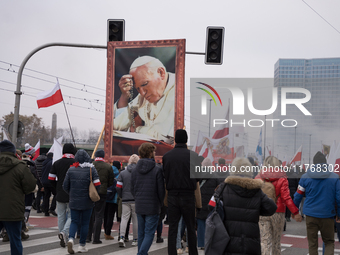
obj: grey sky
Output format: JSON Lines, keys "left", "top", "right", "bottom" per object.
{"left": 0, "top": 0, "right": 339, "bottom": 148}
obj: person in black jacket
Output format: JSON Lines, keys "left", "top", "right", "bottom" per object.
{"left": 209, "top": 157, "right": 277, "bottom": 255}
{"left": 87, "top": 150, "right": 114, "bottom": 244}
{"left": 35, "top": 154, "right": 46, "bottom": 213}
{"left": 131, "top": 143, "right": 165, "bottom": 255}
{"left": 162, "top": 129, "right": 201, "bottom": 255}
{"left": 41, "top": 152, "right": 57, "bottom": 216}
{"left": 285, "top": 167, "right": 300, "bottom": 222}
{"left": 196, "top": 158, "right": 223, "bottom": 250}
{"left": 48, "top": 143, "right": 76, "bottom": 248}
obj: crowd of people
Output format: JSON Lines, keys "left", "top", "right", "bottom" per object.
{"left": 1, "top": 129, "right": 340, "bottom": 255}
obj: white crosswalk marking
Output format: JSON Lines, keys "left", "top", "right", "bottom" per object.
{"left": 0, "top": 236, "right": 58, "bottom": 252}
{"left": 0, "top": 228, "right": 170, "bottom": 255}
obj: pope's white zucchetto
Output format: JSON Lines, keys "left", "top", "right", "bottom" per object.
{"left": 130, "top": 56, "right": 160, "bottom": 70}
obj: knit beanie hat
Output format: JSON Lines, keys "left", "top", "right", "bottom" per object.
{"left": 175, "top": 129, "right": 188, "bottom": 144}
{"left": 112, "top": 161, "right": 121, "bottom": 170}
{"left": 0, "top": 140, "right": 16, "bottom": 154}
{"left": 62, "top": 143, "right": 76, "bottom": 155}
{"left": 313, "top": 151, "right": 327, "bottom": 164}
{"left": 229, "top": 157, "right": 253, "bottom": 178}
{"left": 128, "top": 154, "right": 139, "bottom": 165}
{"left": 25, "top": 143, "right": 35, "bottom": 155}
{"left": 95, "top": 149, "right": 105, "bottom": 158}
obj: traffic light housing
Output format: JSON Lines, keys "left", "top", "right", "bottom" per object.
{"left": 107, "top": 19, "right": 125, "bottom": 42}
{"left": 205, "top": 27, "right": 224, "bottom": 65}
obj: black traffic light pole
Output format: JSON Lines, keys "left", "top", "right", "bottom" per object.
{"left": 12, "top": 28, "right": 223, "bottom": 146}
{"left": 12, "top": 42, "right": 107, "bottom": 147}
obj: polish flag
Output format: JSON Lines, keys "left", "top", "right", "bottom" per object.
{"left": 199, "top": 140, "right": 214, "bottom": 162}
{"left": 192, "top": 130, "right": 206, "bottom": 154}
{"left": 32, "top": 140, "right": 40, "bottom": 161}
{"left": 36, "top": 82, "right": 63, "bottom": 108}
{"left": 328, "top": 143, "right": 340, "bottom": 177}
{"left": 266, "top": 145, "right": 272, "bottom": 156}
{"left": 212, "top": 102, "right": 229, "bottom": 139}
{"left": 290, "top": 145, "right": 302, "bottom": 165}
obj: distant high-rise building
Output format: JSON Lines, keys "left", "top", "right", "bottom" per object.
{"left": 51, "top": 113, "right": 57, "bottom": 140}
{"left": 273, "top": 58, "right": 340, "bottom": 164}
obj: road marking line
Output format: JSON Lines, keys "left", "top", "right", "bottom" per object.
{"left": 283, "top": 234, "right": 306, "bottom": 238}
{"left": 281, "top": 243, "right": 293, "bottom": 247}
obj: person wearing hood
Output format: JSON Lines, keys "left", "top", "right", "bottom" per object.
{"left": 0, "top": 140, "right": 36, "bottom": 255}
{"left": 131, "top": 143, "right": 165, "bottom": 255}
{"left": 49, "top": 143, "right": 76, "bottom": 248}
{"left": 294, "top": 151, "right": 340, "bottom": 255}
{"left": 209, "top": 157, "right": 277, "bottom": 255}
{"left": 117, "top": 154, "right": 139, "bottom": 247}
{"left": 63, "top": 149, "right": 101, "bottom": 254}
{"left": 256, "top": 156, "right": 302, "bottom": 255}
{"left": 86, "top": 150, "right": 114, "bottom": 244}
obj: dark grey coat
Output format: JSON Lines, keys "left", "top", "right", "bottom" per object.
{"left": 117, "top": 163, "right": 136, "bottom": 202}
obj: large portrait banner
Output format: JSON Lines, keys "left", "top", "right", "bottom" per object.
{"left": 105, "top": 39, "right": 185, "bottom": 163}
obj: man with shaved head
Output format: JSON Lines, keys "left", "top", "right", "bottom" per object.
{"left": 114, "top": 56, "right": 175, "bottom": 143}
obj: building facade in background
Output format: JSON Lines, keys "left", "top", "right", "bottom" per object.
{"left": 273, "top": 58, "right": 340, "bottom": 164}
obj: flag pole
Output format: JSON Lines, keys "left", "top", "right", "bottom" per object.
{"left": 58, "top": 79, "right": 76, "bottom": 148}
{"left": 91, "top": 125, "right": 105, "bottom": 159}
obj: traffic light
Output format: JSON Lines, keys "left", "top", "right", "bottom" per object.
{"left": 205, "top": 27, "right": 224, "bottom": 65}
{"left": 107, "top": 19, "right": 125, "bottom": 42}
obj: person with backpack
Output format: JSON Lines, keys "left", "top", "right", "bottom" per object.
{"left": 208, "top": 157, "right": 277, "bottom": 254}
{"left": 196, "top": 158, "right": 223, "bottom": 250}
{"left": 256, "top": 156, "right": 302, "bottom": 255}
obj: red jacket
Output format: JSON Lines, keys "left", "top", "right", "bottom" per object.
{"left": 256, "top": 169, "right": 299, "bottom": 215}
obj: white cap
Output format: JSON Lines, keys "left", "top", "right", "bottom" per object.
{"left": 130, "top": 56, "right": 158, "bottom": 70}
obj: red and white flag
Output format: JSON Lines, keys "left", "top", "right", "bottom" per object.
{"left": 199, "top": 140, "right": 214, "bottom": 162}
{"left": 192, "top": 130, "right": 207, "bottom": 154}
{"left": 266, "top": 145, "right": 272, "bottom": 156}
{"left": 32, "top": 140, "right": 40, "bottom": 161}
{"left": 212, "top": 102, "right": 229, "bottom": 139}
{"left": 36, "top": 81, "right": 63, "bottom": 109}
{"left": 328, "top": 142, "right": 340, "bottom": 177}
{"left": 290, "top": 145, "right": 302, "bottom": 165}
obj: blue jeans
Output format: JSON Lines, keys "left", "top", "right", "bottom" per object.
{"left": 0, "top": 221, "right": 22, "bottom": 255}
{"left": 196, "top": 218, "right": 205, "bottom": 248}
{"left": 56, "top": 202, "right": 71, "bottom": 236}
{"left": 137, "top": 214, "right": 159, "bottom": 255}
{"left": 69, "top": 208, "right": 93, "bottom": 246}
